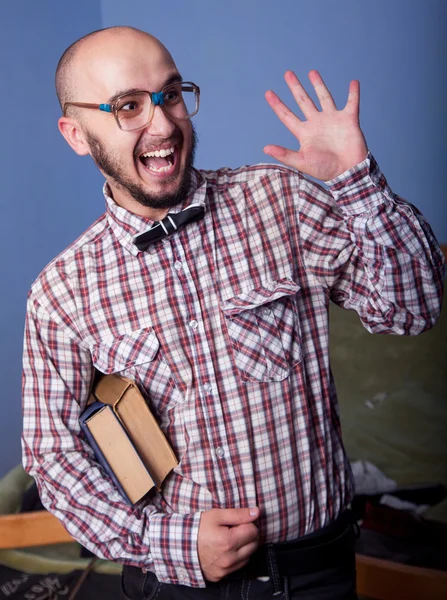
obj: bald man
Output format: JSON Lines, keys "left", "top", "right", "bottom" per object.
{"left": 22, "top": 26, "right": 444, "bottom": 600}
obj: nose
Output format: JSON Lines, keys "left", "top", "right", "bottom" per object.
{"left": 146, "top": 105, "right": 176, "bottom": 138}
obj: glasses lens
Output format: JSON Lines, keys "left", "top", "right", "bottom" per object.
{"left": 115, "top": 92, "right": 151, "bottom": 131}
{"left": 162, "top": 83, "right": 199, "bottom": 120}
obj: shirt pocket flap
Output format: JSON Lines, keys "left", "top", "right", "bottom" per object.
{"left": 93, "top": 327, "right": 160, "bottom": 374}
{"left": 221, "top": 278, "right": 300, "bottom": 315}
{"left": 219, "top": 278, "right": 302, "bottom": 382}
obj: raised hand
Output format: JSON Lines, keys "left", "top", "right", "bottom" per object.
{"left": 264, "top": 70, "right": 368, "bottom": 181}
{"left": 198, "top": 507, "right": 260, "bottom": 581}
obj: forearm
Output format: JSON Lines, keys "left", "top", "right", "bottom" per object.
{"left": 305, "top": 153, "right": 444, "bottom": 334}
{"left": 22, "top": 296, "right": 205, "bottom": 587}
{"left": 22, "top": 444, "right": 204, "bottom": 585}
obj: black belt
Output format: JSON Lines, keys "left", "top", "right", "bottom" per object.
{"left": 226, "top": 509, "right": 357, "bottom": 580}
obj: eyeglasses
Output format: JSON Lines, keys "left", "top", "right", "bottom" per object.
{"left": 63, "top": 81, "right": 200, "bottom": 131}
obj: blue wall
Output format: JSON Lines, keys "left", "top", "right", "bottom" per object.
{"left": 0, "top": 2, "right": 103, "bottom": 476}
{"left": 1, "top": 0, "right": 446, "bottom": 476}
{"left": 101, "top": 0, "right": 447, "bottom": 233}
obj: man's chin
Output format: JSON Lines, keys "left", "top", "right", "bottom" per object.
{"left": 139, "top": 169, "right": 182, "bottom": 195}
{"left": 137, "top": 191, "right": 186, "bottom": 210}
{"left": 128, "top": 170, "right": 192, "bottom": 210}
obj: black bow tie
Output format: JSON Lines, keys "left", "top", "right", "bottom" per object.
{"left": 133, "top": 205, "right": 205, "bottom": 251}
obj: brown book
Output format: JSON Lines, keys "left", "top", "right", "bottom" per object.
{"left": 91, "top": 374, "right": 178, "bottom": 490}
{"left": 83, "top": 404, "right": 155, "bottom": 504}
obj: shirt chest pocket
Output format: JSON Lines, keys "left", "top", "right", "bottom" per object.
{"left": 220, "top": 278, "right": 303, "bottom": 382}
{"left": 92, "top": 327, "right": 182, "bottom": 412}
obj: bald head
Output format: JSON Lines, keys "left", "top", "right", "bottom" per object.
{"left": 55, "top": 26, "right": 174, "bottom": 112}
{"left": 56, "top": 25, "right": 197, "bottom": 219}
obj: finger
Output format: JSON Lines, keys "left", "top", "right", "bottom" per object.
{"left": 345, "top": 79, "right": 360, "bottom": 116}
{"left": 236, "top": 539, "right": 260, "bottom": 561}
{"left": 230, "top": 540, "right": 260, "bottom": 570}
{"left": 265, "top": 90, "right": 302, "bottom": 137}
{"left": 225, "top": 558, "right": 251, "bottom": 574}
{"left": 220, "top": 539, "right": 260, "bottom": 576}
{"left": 213, "top": 507, "right": 260, "bottom": 527}
{"left": 308, "top": 69, "right": 336, "bottom": 111}
{"left": 229, "top": 522, "right": 260, "bottom": 551}
{"left": 284, "top": 70, "right": 318, "bottom": 119}
{"left": 263, "top": 145, "right": 304, "bottom": 171}
{"left": 217, "top": 557, "right": 254, "bottom": 579}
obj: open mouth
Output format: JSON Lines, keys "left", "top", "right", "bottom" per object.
{"left": 140, "top": 146, "right": 176, "bottom": 173}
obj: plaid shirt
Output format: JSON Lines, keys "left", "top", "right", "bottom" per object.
{"left": 22, "top": 154, "right": 444, "bottom": 587}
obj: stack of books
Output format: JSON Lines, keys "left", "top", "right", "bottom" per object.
{"left": 80, "top": 374, "right": 178, "bottom": 504}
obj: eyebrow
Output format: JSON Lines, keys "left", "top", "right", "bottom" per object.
{"left": 108, "top": 73, "right": 183, "bottom": 104}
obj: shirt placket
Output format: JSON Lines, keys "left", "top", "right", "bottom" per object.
{"left": 164, "top": 234, "right": 241, "bottom": 508}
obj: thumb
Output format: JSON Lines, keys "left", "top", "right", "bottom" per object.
{"left": 214, "top": 506, "right": 260, "bottom": 527}
{"left": 263, "top": 145, "right": 303, "bottom": 170}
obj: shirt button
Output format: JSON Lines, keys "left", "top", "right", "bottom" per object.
{"left": 174, "top": 261, "right": 183, "bottom": 270}
{"left": 178, "top": 568, "right": 188, "bottom": 581}
{"left": 189, "top": 320, "right": 198, "bottom": 330}
{"left": 215, "top": 446, "right": 225, "bottom": 458}
{"left": 262, "top": 308, "right": 271, "bottom": 315}
{"left": 203, "top": 383, "right": 212, "bottom": 394}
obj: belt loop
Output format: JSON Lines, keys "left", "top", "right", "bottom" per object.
{"left": 266, "top": 545, "right": 283, "bottom": 596}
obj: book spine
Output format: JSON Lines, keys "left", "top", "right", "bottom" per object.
{"left": 79, "top": 403, "right": 132, "bottom": 504}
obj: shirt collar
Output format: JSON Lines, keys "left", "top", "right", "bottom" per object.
{"left": 104, "top": 168, "right": 207, "bottom": 256}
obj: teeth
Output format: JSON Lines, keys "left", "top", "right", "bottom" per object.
{"left": 148, "top": 164, "right": 173, "bottom": 172}
{"left": 142, "top": 146, "right": 175, "bottom": 158}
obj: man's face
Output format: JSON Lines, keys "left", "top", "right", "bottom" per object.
{"left": 85, "top": 123, "right": 197, "bottom": 211}
{"left": 71, "top": 33, "right": 197, "bottom": 215}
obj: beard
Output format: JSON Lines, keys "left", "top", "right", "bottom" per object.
{"left": 85, "top": 124, "right": 197, "bottom": 210}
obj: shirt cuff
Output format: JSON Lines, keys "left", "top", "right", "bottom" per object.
{"left": 324, "top": 152, "right": 395, "bottom": 215}
{"left": 148, "top": 511, "right": 205, "bottom": 587}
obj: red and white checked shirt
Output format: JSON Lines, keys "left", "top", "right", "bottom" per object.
{"left": 22, "top": 154, "right": 444, "bottom": 587}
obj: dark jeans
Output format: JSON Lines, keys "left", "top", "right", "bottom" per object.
{"left": 121, "top": 517, "right": 358, "bottom": 599}
{"left": 121, "top": 558, "right": 357, "bottom": 599}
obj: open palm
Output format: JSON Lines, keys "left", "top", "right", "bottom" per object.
{"left": 264, "top": 70, "right": 368, "bottom": 181}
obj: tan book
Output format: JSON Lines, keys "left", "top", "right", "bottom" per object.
{"left": 81, "top": 373, "right": 178, "bottom": 503}
{"left": 82, "top": 404, "right": 155, "bottom": 504}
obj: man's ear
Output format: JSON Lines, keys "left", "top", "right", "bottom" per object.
{"left": 58, "top": 116, "right": 90, "bottom": 156}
